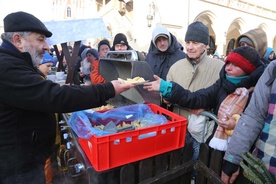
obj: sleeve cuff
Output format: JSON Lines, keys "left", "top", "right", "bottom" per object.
{"left": 159, "top": 79, "right": 172, "bottom": 98}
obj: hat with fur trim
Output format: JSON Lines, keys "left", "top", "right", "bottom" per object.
{"left": 225, "top": 46, "right": 262, "bottom": 74}
{"left": 185, "top": 21, "right": 209, "bottom": 45}
{"left": 4, "top": 11, "right": 52, "bottom": 37}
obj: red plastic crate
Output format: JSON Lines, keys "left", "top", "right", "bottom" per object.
{"left": 78, "top": 103, "right": 187, "bottom": 172}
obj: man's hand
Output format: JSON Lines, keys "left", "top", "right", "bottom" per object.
{"left": 143, "top": 75, "right": 161, "bottom": 92}
{"left": 111, "top": 80, "right": 135, "bottom": 95}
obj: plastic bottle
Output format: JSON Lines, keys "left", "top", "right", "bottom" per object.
{"left": 56, "top": 144, "right": 67, "bottom": 172}
{"left": 56, "top": 121, "right": 69, "bottom": 172}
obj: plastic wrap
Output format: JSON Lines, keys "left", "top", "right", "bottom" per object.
{"left": 68, "top": 104, "right": 167, "bottom": 139}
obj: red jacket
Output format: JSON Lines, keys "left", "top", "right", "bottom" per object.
{"left": 90, "top": 60, "right": 106, "bottom": 84}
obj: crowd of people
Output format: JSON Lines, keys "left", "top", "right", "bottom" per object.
{"left": 0, "top": 10, "right": 276, "bottom": 184}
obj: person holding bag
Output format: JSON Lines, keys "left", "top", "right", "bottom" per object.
{"left": 221, "top": 58, "right": 276, "bottom": 184}
{"left": 144, "top": 46, "right": 265, "bottom": 159}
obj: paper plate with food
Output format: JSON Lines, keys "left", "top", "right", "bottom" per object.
{"left": 118, "top": 76, "right": 149, "bottom": 85}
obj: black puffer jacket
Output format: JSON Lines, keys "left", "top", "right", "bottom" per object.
{"left": 166, "top": 64, "right": 265, "bottom": 115}
{"left": 0, "top": 39, "right": 115, "bottom": 179}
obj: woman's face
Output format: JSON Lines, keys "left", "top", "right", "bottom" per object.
{"left": 225, "top": 62, "right": 246, "bottom": 77}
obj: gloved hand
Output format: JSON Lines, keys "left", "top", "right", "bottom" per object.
{"left": 221, "top": 160, "right": 240, "bottom": 184}
{"left": 222, "top": 160, "right": 239, "bottom": 176}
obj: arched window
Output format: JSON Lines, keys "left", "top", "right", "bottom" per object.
{"left": 207, "top": 36, "right": 216, "bottom": 55}
{"left": 66, "top": 7, "right": 71, "bottom": 18}
{"left": 226, "top": 39, "right": 235, "bottom": 56}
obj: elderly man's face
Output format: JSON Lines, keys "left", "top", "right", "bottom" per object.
{"left": 185, "top": 41, "right": 207, "bottom": 62}
{"left": 155, "top": 36, "right": 169, "bottom": 52}
{"left": 21, "top": 33, "right": 49, "bottom": 67}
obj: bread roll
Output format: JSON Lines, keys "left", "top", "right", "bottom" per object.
{"left": 224, "top": 114, "right": 240, "bottom": 136}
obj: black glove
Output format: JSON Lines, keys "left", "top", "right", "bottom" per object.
{"left": 222, "top": 160, "right": 239, "bottom": 176}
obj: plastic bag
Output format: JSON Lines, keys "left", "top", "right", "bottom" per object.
{"left": 85, "top": 104, "right": 153, "bottom": 126}
{"left": 68, "top": 110, "right": 111, "bottom": 139}
{"left": 188, "top": 114, "right": 215, "bottom": 143}
{"left": 68, "top": 104, "right": 168, "bottom": 139}
{"left": 209, "top": 87, "right": 249, "bottom": 151}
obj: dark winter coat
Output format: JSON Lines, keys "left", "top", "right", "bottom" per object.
{"left": 146, "top": 33, "right": 186, "bottom": 80}
{"left": 0, "top": 39, "right": 115, "bottom": 179}
{"left": 166, "top": 64, "right": 265, "bottom": 114}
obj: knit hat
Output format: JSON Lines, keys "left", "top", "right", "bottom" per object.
{"left": 225, "top": 46, "right": 262, "bottom": 74}
{"left": 113, "top": 33, "right": 128, "bottom": 46}
{"left": 41, "top": 53, "right": 54, "bottom": 65}
{"left": 152, "top": 24, "right": 171, "bottom": 48}
{"left": 185, "top": 21, "right": 209, "bottom": 45}
{"left": 4, "top": 11, "right": 52, "bottom": 37}
{"left": 239, "top": 36, "right": 254, "bottom": 47}
{"left": 81, "top": 48, "right": 90, "bottom": 60}
{"left": 86, "top": 48, "right": 99, "bottom": 60}
{"left": 98, "top": 39, "right": 110, "bottom": 51}
{"left": 78, "top": 45, "right": 89, "bottom": 57}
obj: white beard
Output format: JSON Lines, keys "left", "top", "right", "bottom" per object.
{"left": 80, "top": 58, "right": 91, "bottom": 75}
{"left": 22, "top": 43, "right": 44, "bottom": 67}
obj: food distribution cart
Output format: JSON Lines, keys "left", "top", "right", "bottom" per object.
{"left": 54, "top": 51, "right": 187, "bottom": 183}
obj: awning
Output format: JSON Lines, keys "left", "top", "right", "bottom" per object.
{"left": 44, "top": 18, "right": 111, "bottom": 46}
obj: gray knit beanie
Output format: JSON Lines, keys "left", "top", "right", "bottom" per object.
{"left": 185, "top": 21, "right": 209, "bottom": 45}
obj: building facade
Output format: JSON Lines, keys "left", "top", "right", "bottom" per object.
{"left": 0, "top": 0, "right": 276, "bottom": 57}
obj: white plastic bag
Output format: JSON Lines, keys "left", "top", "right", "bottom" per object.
{"left": 188, "top": 114, "right": 215, "bottom": 143}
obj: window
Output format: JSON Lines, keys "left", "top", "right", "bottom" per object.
{"left": 67, "top": 7, "right": 71, "bottom": 18}
{"left": 207, "top": 36, "right": 216, "bottom": 55}
{"left": 226, "top": 39, "right": 235, "bottom": 56}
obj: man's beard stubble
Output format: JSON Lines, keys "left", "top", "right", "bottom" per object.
{"left": 22, "top": 43, "right": 44, "bottom": 67}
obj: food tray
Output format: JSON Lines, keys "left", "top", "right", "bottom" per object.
{"left": 78, "top": 103, "right": 187, "bottom": 172}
